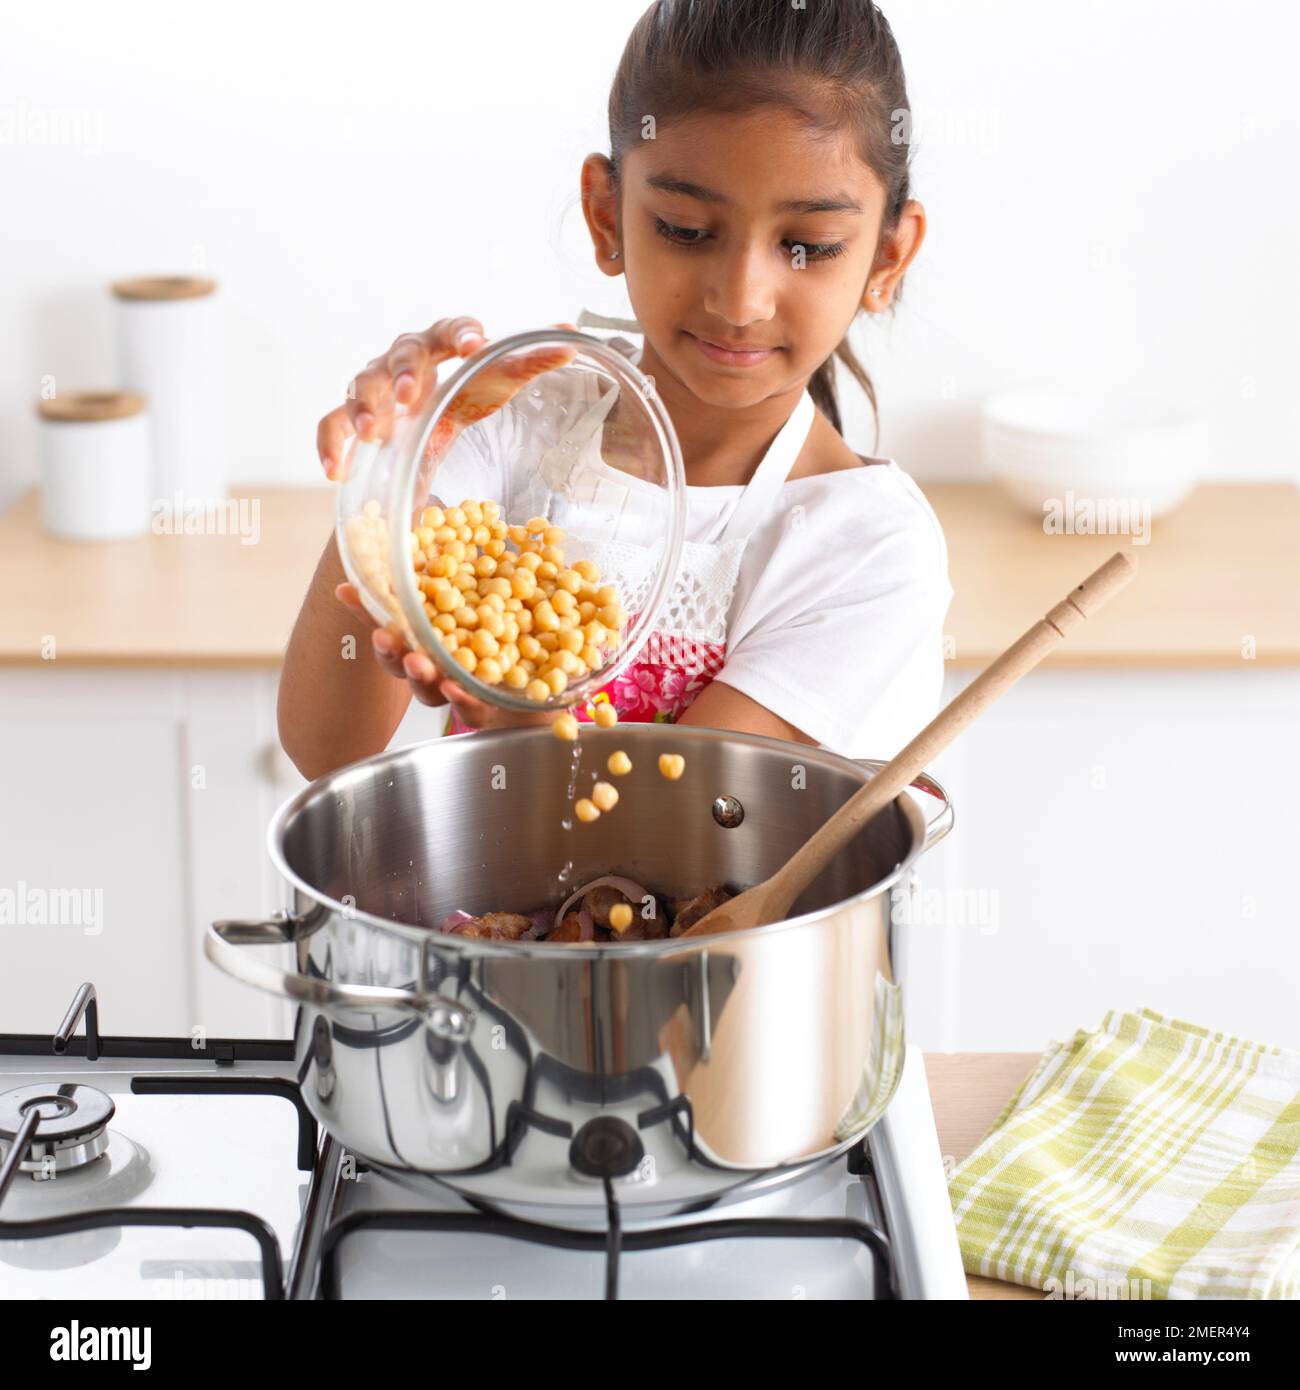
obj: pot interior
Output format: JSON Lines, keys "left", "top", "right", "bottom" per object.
{"left": 279, "top": 725, "right": 920, "bottom": 932}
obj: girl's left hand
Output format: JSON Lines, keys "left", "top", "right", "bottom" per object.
{"left": 403, "top": 652, "right": 556, "bottom": 733}
{"left": 334, "top": 580, "right": 555, "bottom": 733}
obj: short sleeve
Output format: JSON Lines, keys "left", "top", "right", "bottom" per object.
{"left": 715, "top": 475, "right": 954, "bottom": 759}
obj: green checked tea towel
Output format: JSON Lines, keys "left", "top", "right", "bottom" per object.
{"left": 948, "top": 1008, "right": 1300, "bottom": 1299}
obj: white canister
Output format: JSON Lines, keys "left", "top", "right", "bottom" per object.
{"left": 112, "top": 275, "right": 226, "bottom": 503}
{"left": 38, "top": 392, "right": 153, "bottom": 540}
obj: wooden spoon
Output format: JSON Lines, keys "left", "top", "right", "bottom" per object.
{"left": 679, "top": 550, "right": 1137, "bottom": 939}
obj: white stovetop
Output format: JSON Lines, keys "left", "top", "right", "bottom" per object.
{"left": 0, "top": 1046, "right": 966, "bottom": 1300}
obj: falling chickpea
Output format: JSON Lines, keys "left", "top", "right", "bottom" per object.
{"left": 607, "top": 750, "right": 632, "bottom": 776}
{"left": 658, "top": 753, "right": 686, "bottom": 781}
{"left": 593, "top": 702, "right": 618, "bottom": 729}
{"left": 591, "top": 782, "right": 618, "bottom": 812}
{"left": 609, "top": 903, "right": 633, "bottom": 932}
{"left": 552, "top": 712, "right": 579, "bottom": 741}
{"left": 575, "top": 798, "right": 600, "bottom": 823}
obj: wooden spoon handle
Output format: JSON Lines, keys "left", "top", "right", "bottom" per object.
{"left": 762, "top": 550, "right": 1137, "bottom": 917}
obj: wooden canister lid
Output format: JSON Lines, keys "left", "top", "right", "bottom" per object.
{"left": 38, "top": 391, "right": 148, "bottom": 423}
{"left": 110, "top": 275, "right": 217, "bottom": 301}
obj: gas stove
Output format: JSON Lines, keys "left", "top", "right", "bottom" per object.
{"left": 0, "top": 985, "right": 967, "bottom": 1300}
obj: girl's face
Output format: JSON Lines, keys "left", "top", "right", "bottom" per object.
{"left": 586, "top": 105, "right": 921, "bottom": 412}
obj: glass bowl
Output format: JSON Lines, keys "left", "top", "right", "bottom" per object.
{"left": 336, "top": 328, "right": 685, "bottom": 711}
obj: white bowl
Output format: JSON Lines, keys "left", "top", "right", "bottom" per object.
{"left": 980, "top": 389, "right": 1207, "bottom": 520}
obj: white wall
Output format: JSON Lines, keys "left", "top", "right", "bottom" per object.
{"left": 3, "top": 0, "right": 1297, "bottom": 514}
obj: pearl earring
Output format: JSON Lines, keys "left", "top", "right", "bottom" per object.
{"left": 609, "top": 249, "right": 622, "bottom": 261}
{"left": 870, "top": 287, "right": 882, "bottom": 298}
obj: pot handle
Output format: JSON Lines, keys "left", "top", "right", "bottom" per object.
{"left": 853, "top": 760, "right": 954, "bottom": 853}
{"left": 206, "top": 915, "right": 475, "bottom": 1043}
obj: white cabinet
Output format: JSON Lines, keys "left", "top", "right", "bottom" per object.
{"left": 0, "top": 669, "right": 284, "bottom": 1037}
{"left": 905, "top": 667, "right": 1300, "bottom": 1054}
{"left": 0, "top": 666, "right": 447, "bottom": 1039}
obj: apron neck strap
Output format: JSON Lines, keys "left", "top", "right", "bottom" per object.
{"left": 715, "top": 390, "right": 816, "bottom": 541}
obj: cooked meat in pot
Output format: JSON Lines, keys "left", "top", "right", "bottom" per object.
{"left": 437, "top": 878, "right": 733, "bottom": 944}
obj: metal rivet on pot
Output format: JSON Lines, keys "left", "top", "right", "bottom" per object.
{"left": 712, "top": 794, "right": 744, "bottom": 829}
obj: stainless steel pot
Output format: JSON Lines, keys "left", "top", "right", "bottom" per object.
{"left": 207, "top": 723, "right": 952, "bottom": 1221}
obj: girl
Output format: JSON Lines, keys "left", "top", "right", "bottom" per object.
{"left": 280, "top": 0, "right": 952, "bottom": 780}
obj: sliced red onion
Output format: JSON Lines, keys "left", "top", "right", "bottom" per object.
{"left": 577, "top": 908, "right": 595, "bottom": 941}
{"left": 439, "top": 909, "right": 477, "bottom": 934}
{"left": 555, "top": 875, "right": 649, "bottom": 931}
{"left": 522, "top": 909, "right": 555, "bottom": 941}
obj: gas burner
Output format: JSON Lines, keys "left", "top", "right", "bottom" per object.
{"left": 569, "top": 1117, "right": 645, "bottom": 1180}
{"left": 0, "top": 1083, "right": 115, "bottom": 1179}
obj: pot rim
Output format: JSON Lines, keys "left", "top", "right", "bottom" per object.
{"left": 267, "top": 725, "right": 933, "bottom": 959}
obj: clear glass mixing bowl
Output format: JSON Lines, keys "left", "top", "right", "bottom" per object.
{"left": 335, "top": 328, "right": 685, "bottom": 711}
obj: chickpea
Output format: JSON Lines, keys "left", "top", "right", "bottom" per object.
{"left": 573, "top": 559, "right": 599, "bottom": 582}
{"left": 420, "top": 506, "right": 445, "bottom": 529}
{"left": 476, "top": 657, "right": 503, "bottom": 684}
{"left": 504, "top": 665, "right": 529, "bottom": 689}
{"left": 555, "top": 569, "right": 583, "bottom": 594}
{"left": 525, "top": 678, "right": 550, "bottom": 703}
{"left": 609, "top": 903, "right": 633, "bottom": 932}
{"left": 507, "top": 524, "right": 529, "bottom": 546}
{"left": 533, "top": 601, "right": 559, "bottom": 632}
{"left": 593, "top": 703, "right": 619, "bottom": 729}
{"left": 551, "top": 589, "right": 576, "bottom": 617}
{"left": 595, "top": 585, "right": 619, "bottom": 607}
{"left": 607, "top": 750, "right": 632, "bottom": 775}
{"left": 557, "top": 626, "right": 583, "bottom": 654}
{"left": 658, "top": 753, "right": 686, "bottom": 781}
{"left": 434, "top": 613, "right": 457, "bottom": 634}
{"left": 552, "top": 712, "right": 579, "bottom": 741}
{"left": 537, "top": 561, "right": 559, "bottom": 582}
{"left": 598, "top": 605, "right": 624, "bottom": 631}
{"left": 470, "top": 630, "right": 499, "bottom": 659}
{"left": 453, "top": 605, "right": 478, "bottom": 629}
{"left": 544, "top": 668, "right": 568, "bottom": 695}
{"left": 591, "top": 782, "right": 618, "bottom": 812}
{"left": 574, "top": 798, "right": 600, "bottom": 824}
{"left": 580, "top": 644, "right": 602, "bottom": 670}
{"left": 518, "top": 634, "right": 541, "bottom": 662}
{"left": 434, "top": 588, "right": 460, "bottom": 614}
{"left": 473, "top": 555, "right": 497, "bottom": 579}
{"left": 454, "top": 648, "right": 477, "bottom": 675}
{"left": 445, "top": 506, "right": 467, "bottom": 528}
{"left": 525, "top": 516, "right": 549, "bottom": 535}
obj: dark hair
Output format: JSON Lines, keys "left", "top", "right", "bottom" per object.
{"left": 607, "top": 0, "right": 913, "bottom": 443}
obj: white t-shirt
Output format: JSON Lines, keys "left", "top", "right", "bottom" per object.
{"left": 430, "top": 367, "right": 954, "bottom": 760}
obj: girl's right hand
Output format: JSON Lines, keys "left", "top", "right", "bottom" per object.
{"left": 316, "top": 315, "right": 487, "bottom": 482}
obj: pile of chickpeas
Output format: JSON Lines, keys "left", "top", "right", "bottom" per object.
{"left": 346, "top": 497, "right": 626, "bottom": 701}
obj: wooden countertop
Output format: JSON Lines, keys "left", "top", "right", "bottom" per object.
{"left": 1, "top": 481, "right": 1296, "bottom": 667}
{"left": 924, "top": 1050, "right": 1041, "bottom": 1300}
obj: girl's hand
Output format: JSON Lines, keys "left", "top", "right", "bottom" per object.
{"left": 317, "top": 316, "right": 488, "bottom": 481}
{"left": 316, "top": 315, "right": 579, "bottom": 482}
{"left": 334, "top": 581, "right": 555, "bottom": 732}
